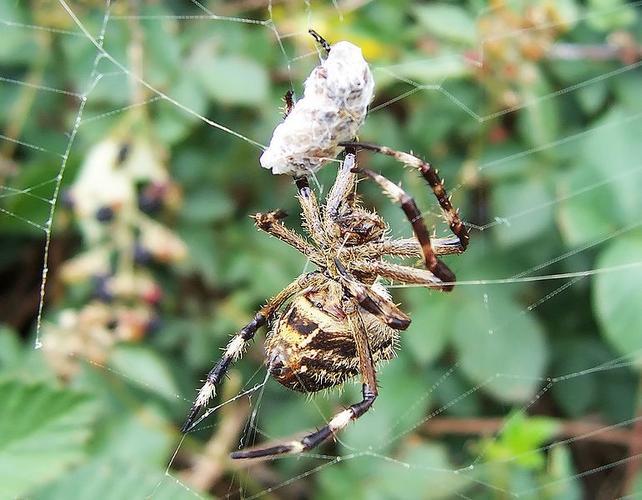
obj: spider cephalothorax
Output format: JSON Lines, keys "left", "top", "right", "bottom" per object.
{"left": 182, "top": 147, "right": 468, "bottom": 459}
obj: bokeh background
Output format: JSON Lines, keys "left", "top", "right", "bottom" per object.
{"left": 1, "top": 1, "right": 642, "bottom": 498}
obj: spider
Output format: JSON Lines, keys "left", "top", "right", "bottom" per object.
{"left": 181, "top": 143, "right": 469, "bottom": 458}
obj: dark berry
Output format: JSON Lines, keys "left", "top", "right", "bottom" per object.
{"left": 146, "top": 315, "right": 163, "bottom": 335}
{"left": 95, "top": 206, "right": 114, "bottom": 222}
{"left": 138, "top": 192, "right": 163, "bottom": 214}
{"left": 61, "top": 189, "right": 75, "bottom": 209}
{"left": 116, "top": 143, "right": 131, "bottom": 165}
{"left": 133, "top": 243, "right": 152, "bottom": 265}
{"left": 92, "top": 275, "right": 113, "bottom": 302}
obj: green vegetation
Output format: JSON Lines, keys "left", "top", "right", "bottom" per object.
{"left": 1, "top": 1, "right": 641, "bottom": 498}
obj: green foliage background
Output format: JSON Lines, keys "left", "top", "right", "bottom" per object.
{"left": 1, "top": 1, "right": 641, "bottom": 498}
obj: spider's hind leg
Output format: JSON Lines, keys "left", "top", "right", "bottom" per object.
{"left": 181, "top": 273, "right": 321, "bottom": 433}
{"left": 231, "top": 309, "right": 378, "bottom": 459}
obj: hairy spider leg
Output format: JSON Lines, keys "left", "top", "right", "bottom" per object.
{"left": 334, "top": 258, "right": 411, "bottom": 330}
{"left": 352, "top": 166, "right": 457, "bottom": 291}
{"left": 230, "top": 307, "right": 377, "bottom": 459}
{"left": 181, "top": 273, "right": 322, "bottom": 433}
{"left": 339, "top": 237, "right": 464, "bottom": 262}
{"left": 340, "top": 141, "right": 470, "bottom": 251}
{"left": 324, "top": 149, "right": 358, "bottom": 230}
{"left": 295, "top": 176, "right": 329, "bottom": 247}
{"left": 251, "top": 210, "right": 324, "bottom": 267}
{"left": 308, "top": 29, "right": 331, "bottom": 55}
{"left": 351, "top": 260, "right": 443, "bottom": 287}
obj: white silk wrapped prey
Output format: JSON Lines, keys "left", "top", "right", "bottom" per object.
{"left": 260, "top": 41, "right": 374, "bottom": 176}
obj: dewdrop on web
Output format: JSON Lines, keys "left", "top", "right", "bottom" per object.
{"left": 260, "top": 32, "right": 375, "bottom": 177}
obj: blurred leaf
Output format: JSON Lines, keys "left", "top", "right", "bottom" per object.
{"left": 34, "top": 458, "right": 208, "bottom": 500}
{"left": 481, "top": 412, "right": 559, "bottom": 470}
{"left": 586, "top": 0, "right": 637, "bottom": 31}
{"left": 154, "top": 77, "right": 207, "bottom": 145}
{"left": 593, "top": 235, "right": 642, "bottom": 360}
{"left": 403, "top": 289, "right": 452, "bottom": 365}
{"left": 0, "top": 326, "right": 22, "bottom": 371}
{"left": 180, "top": 188, "right": 234, "bottom": 223}
{"left": 318, "top": 442, "right": 470, "bottom": 499}
{"left": 452, "top": 291, "right": 548, "bottom": 403}
{"left": 492, "top": 177, "right": 554, "bottom": 246}
{"left": 557, "top": 162, "right": 617, "bottom": 246}
{"left": 382, "top": 56, "right": 472, "bottom": 86}
{"left": 577, "top": 81, "right": 608, "bottom": 116}
{"left": 374, "top": 442, "right": 471, "bottom": 499}
{"left": 340, "top": 353, "right": 431, "bottom": 453}
{"left": 431, "top": 365, "right": 482, "bottom": 417}
{"left": 551, "top": 339, "right": 609, "bottom": 417}
{"left": 517, "top": 69, "right": 560, "bottom": 151}
{"left": 178, "top": 225, "right": 220, "bottom": 285}
{"left": 597, "top": 367, "right": 636, "bottom": 423}
{"left": 109, "top": 344, "right": 179, "bottom": 401}
{"left": 0, "top": 380, "right": 97, "bottom": 498}
{"left": 91, "top": 405, "right": 174, "bottom": 467}
{"left": 0, "top": 4, "right": 39, "bottom": 64}
{"left": 413, "top": 5, "right": 476, "bottom": 46}
{"left": 542, "top": 445, "right": 582, "bottom": 500}
{"left": 193, "top": 53, "right": 268, "bottom": 106}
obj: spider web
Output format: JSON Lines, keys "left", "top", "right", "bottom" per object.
{"left": 1, "top": 0, "right": 642, "bottom": 498}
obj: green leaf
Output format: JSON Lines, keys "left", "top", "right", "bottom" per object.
{"left": 550, "top": 339, "right": 609, "bottom": 417}
{"left": 0, "top": 326, "right": 22, "bottom": 371}
{"left": 193, "top": 52, "right": 268, "bottom": 106}
{"left": 452, "top": 292, "right": 548, "bottom": 403}
{"left": 340, "top": 354, "right": 431, "bottom": 453}
{"left": 180, "top": 187, "right": 234, "bottom": 222}
{"left": 108, "top": 344, "right": 179, "bottom": 401}
{"left": 92, "top": 405, "right": 175, "bottom": 467}
{"left": 557, "top": 162, "right": 617, "bottom": 246}
{"left": 374, "top": 442, "right": 471, "bottom": 499}
{"left": 402, "top": 289, "right": 452, "bottom": 365}
{"left": 543, "top": 445, "right": 582, "bottom": 500}
{"left": 317, "top": 443, "right": 471, "bottom": 499}
{"left": 480, "top": 412, "right": 559, "bottom": 471}
{"left": 178, "top": 225, "right": 220, "bottom": 285}
{"left": 587, "top": 0, "right": 636, "bottom": 31}
{"left": 0, "top": 380, "right": 97, "bottom": 498}
{"left": 34, "top": 458, "right": 209, "bottom": 500}
{"left": 492, "top": 178, "right": 554, "bottom": 247}
{"left": 593, "top": 235, "right": 642, "bottom": 359}
{"left": 558, "top": 108, "right": 642, "bottom": 244}
{"left": 413, "top": 5, "right": 476, "bottom": 46}
{"left": 517, "top": 68, "right": 560, "bottom": 151}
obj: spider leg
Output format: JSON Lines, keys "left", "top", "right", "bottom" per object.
{"left": 351, "top": 167, "right": 456, "bottom": 291}
{"left": 295, "top": 176, "right": 327, "bottom": 247}
{"left": 350, "top": 260, "right": 443, "bottom": 287}
{"left": 334, "top": 258, "right": 411, "bottom": 330}
{"left": 324, "top": 148, "right": 357, "bottom": 230}
{"left": 308, "top": 29, "right": 331, "bottom": 54}
{"left": 341, "top": 141, "right": 469, "bottom": 251}
{"left": 339, "top": 236, "right": 464, "bottom": 261}
{"left": 230, "top": 308, "right": 377, "bottom": 459}
{"left": 251, "top": 210, "right": 323, "bottom": 267}
{"left": 282, "top": 90, "right": 295, "bottom": 118}
{"left": 181, "top": 273, "right": 322, "bottom": 433}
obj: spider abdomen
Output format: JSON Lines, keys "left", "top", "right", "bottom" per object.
{"left": 266, "top": 292, "right": 397, "bottom": 393}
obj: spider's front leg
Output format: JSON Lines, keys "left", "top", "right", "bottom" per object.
{"left": 181, "top": 273, "right": 321, "bottom": 433}
{"left": 351, "top": 166, "right": 457, "bottom": 291}
{"left": 230, "top": 308, "right": 378, "bottom": 459}
{"left": 341, "top": 141, "right": 470, "bottom": 251}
